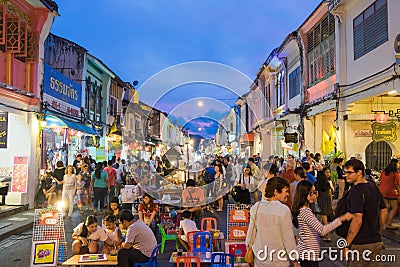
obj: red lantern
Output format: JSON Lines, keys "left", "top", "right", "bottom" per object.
{"left": 375, "top": 113, "right": 388, "bottom": 123}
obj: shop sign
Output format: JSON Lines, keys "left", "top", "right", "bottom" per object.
{"left": 354, "top": 130, "right": 373, "bottom": 137}
{"left": 43, "top": 64, "right": 82, "bottom": 117}
{"left": 0, "top": 112, "right": 8, "bottom": 148}
{"left": 284, "top": 132, "right": 298, "bottom": 143}
{"left": 371, "top": 122, "right": 397, "bottom": 142}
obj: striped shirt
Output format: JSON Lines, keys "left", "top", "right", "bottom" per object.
{"left": 297, "top": 206, "right": 342, "bottom": 261}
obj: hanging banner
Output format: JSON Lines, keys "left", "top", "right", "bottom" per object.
{"left": 0, "top": 112, "right": 8, "bottom": 148}
{"left": 12, "top": 156, "right": 28, "bottom": 192}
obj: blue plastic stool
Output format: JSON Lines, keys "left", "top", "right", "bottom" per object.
{"left": 133, "top": 243, "right": 161, "bottom": 267}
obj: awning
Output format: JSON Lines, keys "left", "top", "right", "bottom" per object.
{"left": 240, "top": 133, "right": 254, "bottom": 143}
{"left": 63, "top": 119, "right": 97, "bottom": 135}
{"left": 44, "top": 114, "right": 97, "bottom": 135}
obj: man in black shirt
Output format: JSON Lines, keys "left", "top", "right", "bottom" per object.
{"left": 344, "top": 159, "right": 387, "bottom": 267}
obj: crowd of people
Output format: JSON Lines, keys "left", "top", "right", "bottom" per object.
{"left": 35, "top": 150, "right": 400, "bottom": 267}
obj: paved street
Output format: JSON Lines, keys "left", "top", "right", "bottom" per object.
{"left": 0, "top": 203, "right": 399, "bottom": 267}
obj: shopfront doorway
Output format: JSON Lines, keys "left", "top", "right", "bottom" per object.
{"left": 365, "top": 141, "right": 392, "bottom": 171}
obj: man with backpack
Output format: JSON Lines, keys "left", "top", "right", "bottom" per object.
{"left": 342, "top": 159, "right": 387, "bottom": 267}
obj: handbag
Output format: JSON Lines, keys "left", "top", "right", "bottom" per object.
{"left": 245, "top": 202, "right": 260, "bottom": 264}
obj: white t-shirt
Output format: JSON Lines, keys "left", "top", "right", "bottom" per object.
{"left": 235, "top": 174, "right": 255, "bottom": 191}
{"left": 73, "top": 223, "right": 108, "bottom": 241}
{"left": 179, "top": 219, "right": 198, "bottom": 242}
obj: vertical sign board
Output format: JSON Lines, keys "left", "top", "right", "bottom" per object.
{"left": 0, "top": 112, "right": 8, "bottom": 148}
{"left": 12, "top": 156, "right": 28, "bottom": 192}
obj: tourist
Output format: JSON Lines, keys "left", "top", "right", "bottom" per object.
{"left": 246, "top": 177, "right": 299, "bottom": 267}
{"left": 138, "top": 193, "right": 159, "bottom": 234}
{"left": 315, "top": 168, "right": 334, "bottom": 242}
{"left": 40, "top": 170, "right": 57, "bottom": 206}
{"left": 90, "top": 162, "right": 109, "bottom": 215}
{"left": 212, "top": 164, "right": 225, "bottom": 211}
{"left": 292, "top": 180, "right": 352, "bottom": 266}
{"left": 178, "top": 210, "right": 198, "bottom": 251}
{"left": 233, "top": 164, "right": 254, "bottom": 204}
{"left": 379, "top": 158, "right": 400, "bottom": 230}
{"left": 62, "top": 165, "right": 77, "bottom": 218}
{"left": 344, "top": 159, "right": 388, "bottom": 267}
{"left": 52, "top": 161, "right": 65, "bottom": 201}
{"left": 117, "top": 210, "right": 157, "bottom": 267}
{"left": 71, "top": 215, "right": 114, "bottom": 255}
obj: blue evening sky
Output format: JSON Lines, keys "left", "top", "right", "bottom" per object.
{"left": 52, "top": 0, "right": 321, "bottom": 138}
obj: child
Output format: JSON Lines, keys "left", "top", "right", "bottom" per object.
{"left": 102, "top": 215, "right": 122, "bottom": 254}
{"left": 76, "top": 174, "right": 86, "bottom": 214}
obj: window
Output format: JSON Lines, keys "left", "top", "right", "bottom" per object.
{"left": 289, "top": 67, "right": 300, "bottom": 99}
{"left": 307, "top": 13, "right": 335, "bottom": 86}
{"left": 263, "top": 83, "right": 272, "bottom": 118}
{"left": 353, "top": 0, "right": 388, "bottom": 60}
{"left": 276, "top": 69, "right": 285, "bottom": 107}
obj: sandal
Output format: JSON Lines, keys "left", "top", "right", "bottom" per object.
{"left": 386, "top": 226, "right": 399, "bottom": 230}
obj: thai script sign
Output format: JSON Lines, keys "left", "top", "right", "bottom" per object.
{"left": 43, "top": 64, "right": 82, "bottom": 117}
{"left": 354, "top": 130, "right": 373, "bottom": 137}
{"left": 371, "top": 122, "right": 397, "bottom": 142}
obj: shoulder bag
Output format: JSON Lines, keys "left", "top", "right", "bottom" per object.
{"left": 245, "top": 202, "right": 261, "bottom": 264}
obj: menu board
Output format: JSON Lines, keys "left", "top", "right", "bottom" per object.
{"left": 229, "top": 226, "right": 248, "bottom": 240}
{"left": 229, "top": 209, "right": 249, "bottom": 223}
{"left": 12, "top": 156, "right": 28, "bottom": 192}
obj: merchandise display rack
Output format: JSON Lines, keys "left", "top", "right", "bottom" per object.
{"left": 32, "top": 208, "right": 67, "bottom": 263}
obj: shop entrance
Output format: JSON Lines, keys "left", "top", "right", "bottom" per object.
{"left": 365, "top": 141, "right": 392, "bottom": 171}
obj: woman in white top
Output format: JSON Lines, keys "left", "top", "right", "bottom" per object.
{"left": 62, "top": 165, "right": 77, "bottom": 218}
{"left": 292, "top": 180, "right": 352, "bottom": 266}
{"left": 233, "top": 164, "right": 254, "bottom": 204}
{"left": 246, "top": 177, "right": 299, "bottom": 267}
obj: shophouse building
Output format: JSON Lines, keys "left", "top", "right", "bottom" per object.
{"left": 300, "top": 1, "right": 337, "bottom": 156}
{"left": 330, "top": 0, "right": 400, "bottom": 170}
{"left": 0, "top": 0, "right": 58, "bottom": 206}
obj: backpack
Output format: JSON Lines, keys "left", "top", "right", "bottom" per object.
{"left": 334, "top": 185, "right": 368, "bottom": 237}
{"left": 202, "top": 169, "right": 214, "bottom": 184}
{"left": 231, "top": 175, "right": 251, "bottom": 204}
{"left": 334, "top": 190, "right": 351, "bottom": 237}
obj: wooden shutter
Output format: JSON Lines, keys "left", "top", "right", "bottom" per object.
{"left": 27, "top": 31, "right": 38, "bottom": 63}
{"left": 6, "top": 15, "right": 20, "bottom": 53}
{"left": 16, "top": 21, "right": 27, "bottom": 57}
{"left": 0, "top": 5, "right": 5, "bottom": 45}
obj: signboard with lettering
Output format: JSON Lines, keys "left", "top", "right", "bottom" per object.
{"left": 371, "top": 122, "right": 397, "bottom": 142}
{"left": 43, "top": 64, "right": 82, "bottom": 117}
{"left": 354, "top": 130, "right": 373, "bottom": 137}
{"left": 0, "top": 112, "right": 8, "bottom": 148}
{"left": 284, "top": 132, "right": 298, "bottom": 143}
